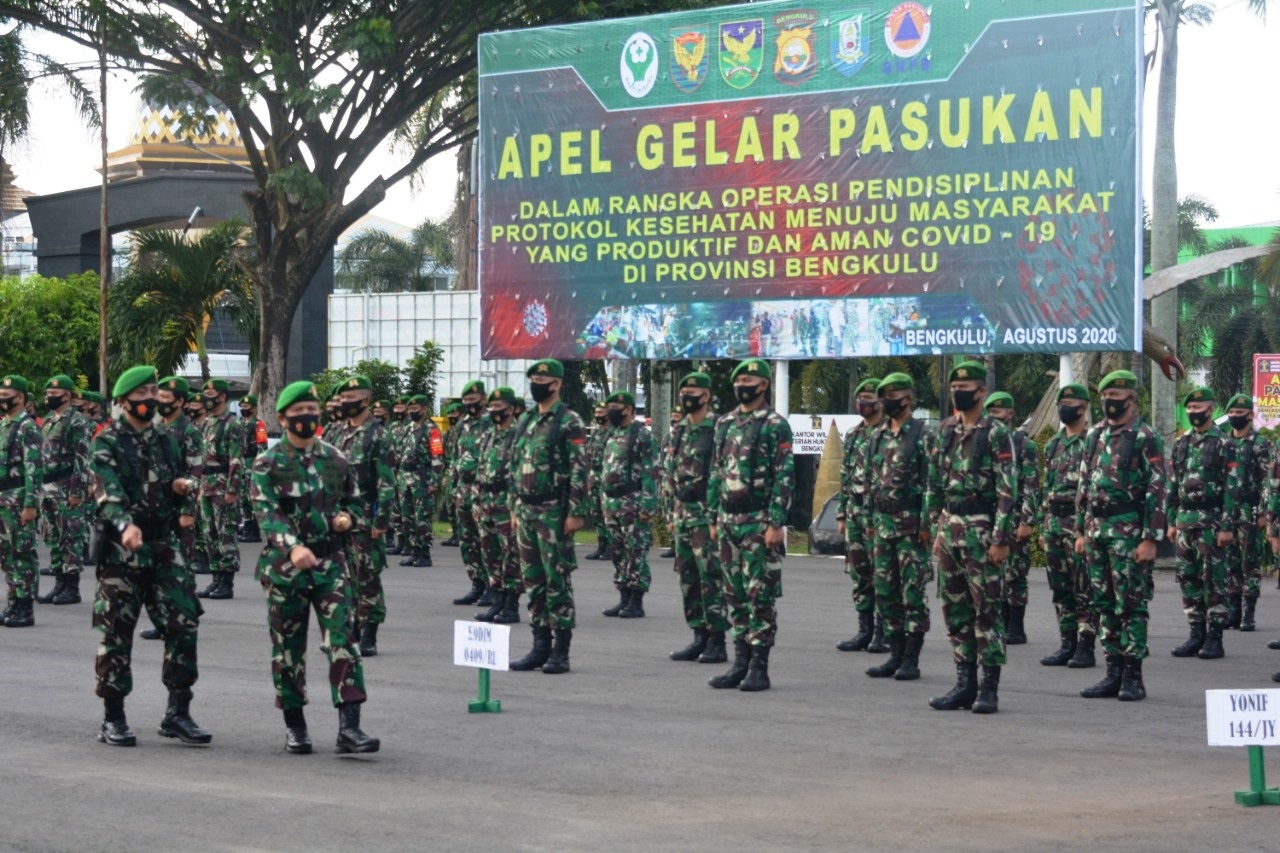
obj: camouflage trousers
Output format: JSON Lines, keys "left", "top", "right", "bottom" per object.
{"left": 844, "top": 525, "right": 874, "bottom": 614}
{"left": 515, "top": 504, "right": 576, "bottom": 630}
{"left": 263, "top": 561, "right": 367, "bottom": 710}
{"left": 1003, "top": 537, "right": 1031, "bottom": 607}
{"left": 1227, "top": 520, "right": 1265, "bottom": 599}
{"left": 1043, "top": 523, "right": 1097, "bottom": 638}
{"left": 1174, "top": 526, "right": 1229, "bottom": 628}
{"left": 935, "top": 517, "right": 1005, "bottom": 667}
{"left": 347, "top": 530, "right": 387, "bottom": 626}
{"left": 455, "top": 493, "right": 483, "bottom": 580}
{"left": 587, "top": 487, "right": 611, "bottom": 552}
{"left": 719, "top": 517, "right": 782, "bottom": 649}
{"left": 873, "top": 533, "right": 931, "bottom": 638}
{"left": 477, "top": 504, "right": 522, "bottom": 593}
{"left": 388, "top": 479, "right": 405, "bottom": 540}
{"left": 198, "top": 489, "right": 241, "bottom": 574}
{"left": 1085, "top": 532, "right": 1153, "bottom": 659}
{"left": 0, "top": 504, "right": 38, "bottom": 603}
{"left": 41, "top": 490, "right": 89, "bottom": 575}
{"left": 400, "top": 478, "right": 434, "bottom": 554}
{"left": 93, "top": 541, "right": 201, "bottom": 699}
{"left": 604, "top": 507, "right": 652, "bottom": 592}
{"left": 674, "top": 518, "right": 729, "bottom": 632}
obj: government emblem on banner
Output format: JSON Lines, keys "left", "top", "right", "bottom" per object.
{"left": 831, "top": 10, "right": 870, "bottom": 77}
{"left": 885, "top": 2, "right": 930, "bottom": 58}
{"left": 719, "top": 20, "right": 763, "bottom": 90}
{"left": 670, "top": 27, "right": 708, "bottom": 94}
{"left": 772, "top": 10, "right": 817, "bottom": 85}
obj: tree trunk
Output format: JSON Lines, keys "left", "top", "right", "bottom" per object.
{"left": 983, "top": 353, "right": 997, "bottom": 392}
{"left": 1149, "top": 0, "right": 1182, "bottom": 443}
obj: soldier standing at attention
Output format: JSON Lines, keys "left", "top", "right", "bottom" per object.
{"left": 237, "top": 395, "right": 267, "bottom": 543}
{"left": 397, "top": 395, "right": 440, "bottom": 567}
{"left": 658, "top": 409, "right": 683, "bottom": 560}
{"left": 385, "top": 396, "right": 410, "bottom": 557}
{"left": 472, "top": 387, "right": 524, "bottom": 625}
{"left": 1167, "top": 387, "right": 1238, "bottom": 661}
{"left": 508, "top": 359, "right": 587, "bottom": 675}
{"left": 36, "top": 375, "right": 91, "bottom": 607}
{"left": 863, "top": 373, "right": 932, "bottom": 681}
{"left": 91, "top": 366, "right": 209, "bottom": 746}
{"left": 599, "top": 390, "right": 659, "bottom": 620}
{"left": 835, "top": 376, "right": 884, "bottom": 653}
{"left": 925, "top": 360, "right": 1016, "bottom": 714}
{"left": 666, "top": 372, "right": 730, "bottom": 664}
{"left": 706, "top": 358, "right": 795, "bottom": 693}
{"left": 251, "top": 380, "right": 378, "bottom": 755}
{"left": 982, "top": 391, "right": 1039, "bottom": 646}
{"left": 0, "top": 375, "right": 43, "bottom": 628}
{"left": 451, "top": 381, "right": 493, "bottom": 607}
{"left": 196, "top": 378, "right": 244, "bottom": 600}
{"left": 439, "top": 402, "right": 463, "bottom": 547}
{"left": 1074, "top": 370, "right": 1167, "bottom": 702}
{"left": 1223, "top": 394, "right": 1271, "bottom": 632}
{"left": 1036, "top": 384, "right": 1097, "bottom": 668}
{"left": 583, "top": 402, "right": 612, "bottom": 561}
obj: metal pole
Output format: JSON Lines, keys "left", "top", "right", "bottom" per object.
{"left": 1059, "top": 353, "right": 1073, "bottom": 388}
{"left": 97, "top": 25, "right": 109, "bottom": 397}
{"left": 772, "top": 360, "right": 790, "bottom": 417}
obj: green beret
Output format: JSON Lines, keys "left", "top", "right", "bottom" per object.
{"left": 1056, "top": 383, "right": 1090, "bottom": 403}
{"left": 731, "top": 358, "right": 772, "bottom": 381}
{"left": 592, "top": 400, "right": 608, "bottom": 410}
{"left": 395, "top": 395, "right": 410, "bottom": 405}
{"left": 334, "top": 375, "right": 371, "bottom": 394}
{"left": 488, "top": 387, "right": 518, "bottom": 404}
{"left": 409, "top": 394, "right": 429, "bottom": 406}
{"left": 373, "top": 399, "right": 389, "bottom": 410}
{"left": 0, "top": 375, "right": 30, "bottom": 394}
{"left": 1183, "top": 386, "right": 1215, "bottom": 406}
{"left": 113, "top": 366, "right": 158, "bottom": 399}
{"left": 443, "top": 401, "right": 461, "bottom": 414}
{"left": 1226, "top": 393, "right": 1253, "bottom": 411}
{"left": 605, "top": 390, "right": 636, "bottom": 407}
{"left": 45, "top": 374, "right": 75, "bottom": 392}
{"left": 276, "top": 380, "right": 320, "bottom": 413}
{"left": 1098, "top": 370, "right": 1138, "bottom": 392}
{"left": 854, "top": 377, "right": 882, "bottom": 395}
{"left": 949, "top": 360, "right": 986, "bottom": 383}
{"left": 984, "top": 391, "right": 1015, "bottom": 410}
{"left": 527, "top": 359, "right": 565, "bottom": 379}
{"left": 158, "top": 376, "right": 190, "bottom": 398}
{"left": 461, "top": 380, "right": 486, "bottom": 397}
{"left": 241, "top": 394, "right": 258, "bottom": 406}
{"left": 679, "top": 372, "right": 712, "bottom": 390}
{"left": 83, "top": 391, "right": 103, "bottom": 405}
{"left": 203, "top": 378, "right": 229, "bottom": 394}
{"left": 877, "top": 373, "right": 913, "bottom": 394}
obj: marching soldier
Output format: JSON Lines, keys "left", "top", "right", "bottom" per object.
{"left": 598, "top": 390, "right": 659, "bottom": 620}
{"left": 196, "top": 378, "right": 244, "bottom": 600}
{"left": 983, "top": 391, "right": 1039, "bottom": 645}
{"left": 707, "top": 358, "right": 795, "bottom": 692}
{"left": 451, "top": 381, "right": 493, "bottom": 607}
{"left": 583, "top": 402, "right": 612, "bottom": 561}
{"left": 237, "top": 394, "right": 267, "bottom": 543}
{"left": 1223, "top": 394, "right": 1271, "bottom": 632}
{"left": 835, "top": 376, "right": 884, "bottom": 653}
{"left": 0, "top": 375, "right": 43, "bottom": 628}
{"left": 472, "top": 387, "right": 524, "bottom": 624}
{"left": 183, "top": 393, "right": 211, "bottom": 575}
{"left": 36, "top": 374, "right": 91, "bottom": 607}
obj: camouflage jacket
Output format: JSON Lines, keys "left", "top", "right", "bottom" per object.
{"left": 241, "top": 416, "right": 266, "bottom": 462}
{"left": 865, "top": 417, "right": 931, "bottom": 538}
{"left": 200, "top": 410, "right": 245, "bottom": 492}
{"left": 442, "top": 421, "right": 462, "bottom": 486}
{"left": 1227, "top": 429, "right": 1273, "bottom": 525}
{"left": 925, "top": 415, "right": 1016, "bottom": 544}
{"left": 836, "top": 418, "right": 879, "bottom": 529}
{"left": 452, "top": 414, "right": 492, "bottom": 501}
{"left": 399, "top": 420, "right": 438, "bottom": 490}
{"left": 0, "top": 410, "right": 43, "bottom": 509}
{"left": 40, "top": 406, "right": 91, "bottom": 497}
{"left": 162, "top": 414, "right": 205, "bottom": 484}
{"left": 600, "top": 420, "right": 659, "bottom": 515}
{"left": 508, "top": 402, "right": 588, "bottom": 517}
{"left": 1074, "top": 417, "right": 1167, "bottom": 542}
{"left": 1036, "top": 428, "right": 1087, "bottom": 535}
{"left": 1011, "top": 429, "right": 1040, "bottom": 527}
{"left": 665, "top": 417, "right": 716, "bottom": 524}
{"left": 91, "top": 416, "right": 191, "bottom": 566}
{"left": 337, "top": 417, "right": 396, "bottom": 531}
{"left": 707, "top": 405, "right": 795, "bottom": 528}
{"left": 1167, "top": 425, "right": 1238, "bottom": 531}
{"left": 586, "top": 425, "right": 612, "bottom": 499}
{"left": 473, "top": 420, "right": 521, "bottom": 510}
{"left": 251, "top": 438, "right": 362, "bottom": 586}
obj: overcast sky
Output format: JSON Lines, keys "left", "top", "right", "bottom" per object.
{"left": 4, "top": 4, "right": 1278, "bottom": 231}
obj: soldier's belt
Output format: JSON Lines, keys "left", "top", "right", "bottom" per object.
{"left": 604, "top": 483, "right": 640, "bottom": 498}
{"left": 307, "top": 539, "right": 338, "bottom": 560}
{"left": 675, "top": 484, "right": 708, "bottom": 502}
{"left": 0, "top": 474, "right": 23, "bottom": 491}
{"left": 873, "top": 497, "right": 922, "bottom": 514}
{"left": 460, "top": 472, "right": 477, "bottom": 484}
{"left": 478, "top": 481, "right": 508, "bottom": 494}
{"left": 517, "top": 492, "right": 561, "bottom": 505}
{"left": 1048, "top": 500, "right": 1076, "bottom": 518}
{"left": 1179, "top": 498, "right": 1223, "bottom": 512}
{"left": 848, "top": 493, "right": 865, "bottom": 506}
{"left": 945, "top": 497, "right": 994, "bottom": 516}
{"left": 720, "top": 495, "right": 768, "bottom": 513}
{"left": 204, "top": 464, "right": 230, "bottom": 476}
{"left": 132, "top": 516, "right": 172, "bottom": 542}
{"left": 41, "top": 466, "right": 74, "bottom": 484}
{"left": 1088, "top": 501, "right": 1138, "bottom": 519}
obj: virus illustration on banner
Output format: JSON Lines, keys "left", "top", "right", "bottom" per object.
{"left": 522, "top": 300, "right": 549, "bottom": 337}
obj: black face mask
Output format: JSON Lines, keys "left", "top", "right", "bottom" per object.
{"left": 529, "top": 382, "right": 555, "bottom": 403}
{"left": 607, "top": 408, "right": 626, "bottom": 427}
{"left": 489, "top": 408, "right": 511, "bottom": 425}
{"left": 951, "top": 389, "right": 980, "bottom": 413}
{"left": 735, "top": 384, "right": 765, "bottom": 405}
{"left": 594, "top": 415, "right": 607, "bottom": 425}
{"left": 1058, "top": 404, "right": 1084, "bottom": 425}
{"left": 286, "top": 413, "right": 321, "bottom": 439}
{"left": 341, "top": 399, "right": 366, "bottom": 420}
{"left": 393, "top": 410, "right": 406, "bottom": 421}
{"left": 856, "top": 399, "right": 880, "bottom": 418}
{"left": 680, "top": 395, "right": 706, "bottom": 413}
{"left": 187, "top": 407, "right": 202, "bottom": 419}
{"left": 409, "top": 410, "right": 425, "bottom": 422}
{"left": 240, "top": 408, "right": 254, "bottom": 419}
{"left": 466, "top": 402, "right": 483, "bottom": 416}
{"left": 0, "top": 396, "right": 18, "bottom": 414}
{"left": 881, "top": 396, "right": 907, "bottom": 418}
{"left": 124, "top": 397, "right": 158, "bottom": 421}
{"left": 1187, "top": 410, "right": 1211, "bottom": 428}
{"left": 1103, "top": 398, "right": 1129, "bottom": 421}
{"left": 45, "top": 395, "right": 68, "bottom": 412}
{"left": 157, "top": 401, "right": 179, "bottom": 418}
{"left": 203, "top": 395, "right": 219, "bottom": 410}
{"left": 1228, "top": 414, "right": 1252, "bottom": 431}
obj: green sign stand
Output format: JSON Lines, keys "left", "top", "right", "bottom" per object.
{"left": 1235, "top": 746, "right": 1280, "bottom": 806}
{"left": 468, "top": 668, "right": 501, "bottom": 714}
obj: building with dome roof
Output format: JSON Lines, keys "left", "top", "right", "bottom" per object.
{"left": 0, "top": 158, "right": 37, "bottom": 277}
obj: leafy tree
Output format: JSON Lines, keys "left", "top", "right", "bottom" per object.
{"left": 0, "top": 272, "right": 100, "bottom": 387}
{"left": 0, "top": 23, "right": 101, "bottom": 150}
{"left": 402, "top": 339, "right": 444, "bottom": 412}
{"left": 312, "top": 358, "right": 403, "bottom": 405}
{"left": 337, "top": 216, "right": 456, "bottom": 292}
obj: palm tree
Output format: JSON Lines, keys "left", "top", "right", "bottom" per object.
{"left": 336, "top": 216, "right": 457, "bottom": 292}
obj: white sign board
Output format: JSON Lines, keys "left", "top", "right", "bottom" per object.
{"left": 787, "top": 415, "right": 861, "bottom": 456}
{"left": 1206, "top": 689, "right": 1280, "bottom": 746}
{"left": 453, "top": 621, "right": 510, "bottom": 672}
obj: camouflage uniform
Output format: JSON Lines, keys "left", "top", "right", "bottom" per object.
{"left": 453, "top": 408, "right": 492, "bottom": 587}
{"left": 585, "top": 419, "right": 613, "bottom": 557}
{"left": 1038, "top": 428, "right": 1097, "bottom": 642}
{"left": 666, "top": 416, "right": 730, "bottom": 635}
{"left": 1226, "top": 426, "right": 1272, "bottom": 610}
{"left": 237, "top": 408, "right": 267, "bottom": 539}
{"left": 836, "top": 417, "right": 877, "bottom": 632}
{"left": 199, "top": 408, "right": 244, "bottom": 581}
{"left": 1005, "top": 429, "right": 1040, "bottom": 609}
{"left": 865, "top": 416, "right": 932, "bottom": 641}
{"left": 39, "top": 403, "right": 92, "bottom": 578}
{"left": 0, "top": 395, "right": 43, "bottom": 615}
{"left": 440, "top": 412, "right": 462, "bottom": 536}
{"left": 1167, "top": 423, "right": 1237, "bottom": 632}
{"left": 601, "top": 420, "right": 659, "bottom": 598}
{"left": 473, "top": 412, "right": 523, "bottom": 597}
{"left": 164, "top": 413, "right": 205, "bottom": 570}
{"left": 337, "top": 415, "right": 396, "bottom": 630}
{"left": 400, "top": 413, "right": 442, "bottom": 563}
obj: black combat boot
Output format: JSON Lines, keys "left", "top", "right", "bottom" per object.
{"left": 1270, "top": 637, "right": 1280, "bottom": 650}
{"left": 494, "top": 590, "right": 521, "bottom": 624}
{"left": 1227, "top": 594, "right": 1242, "bottom": 630}
{"left": 1080, "top": 655, "right": 1123, "bottom": 698}
{"left": 1040, "top": 632, "right": 1076, "bottom": 666}
{"left": 660, "top": 547, "right": 676, "bottom": 558}
{"left": 1005, "top": 605, "right": 1027, "bottom": 645}
{"left": 240, "top": 521, "right": 261, "bottom": 544}
{"left": 207, "top": 572, "right": 234, "bottom": 600}
{"left": 196, "top": 572, "right": 224, "bottom": 599}
{"left": 283, "top": 708, "right": 312, "bottom": 754}
{"left": 0, "top": 598, "right": 12, "bottom": 622}
{"left": 39, "top": 565, "right": 54, "bottom": 576}
{"left": 670, "top": 628, "right": 709, "bottom": 661}
{"left": 542, "top": 629, "right": 573, "bottom": 674}
{"left": 619, "top": 589, "right": 646, "bottom": 618}
{"left": 603, "top": 588, "right": 630, "bottom": 617}
{"left": 417, "top": 547, "right": 433, "bottom": 567}
{"left": 474, "top": 585, "right": 497, "bottom": 608}
{"left": 52, "top": 572, "right": 82, "bottom": 605}
{"left": 398, "top": 551, "right": 419, "bottom": 567}
{"left": 929, "top": 663, "right": 979, "bottom": 710}
{"left": 894, "top": 634, "right": 924, "bottom": 681}
{"left": 836, "top": 610, "right": 874, "bottom": 652}
{"left": 158, "top": 687, "right": 213, "bottom": 744}
{"left": 359, "top": 623, "right": 379, "bottom": 657}
{"left": 971, "top": 666, "right": 1001, "bottom": 714}
{"left": 1197, "top": 625, "right": 1225, "bottom": 659}
{"left": 866, "top": 615, "right": 890, "bottom": 654}
{"left": 865, "top": 633, "right": 904, "bottom": 678}
{"left": 1117, "top": 657, "right": 1146, "bottom": 701}
{"left": 738, "top": 645, "right": 771, "bottom": 692}
{"left": 441, "top": 536, "right": 459, "bottom": 547}
{"left": 385, "top": 530, "right": 401, "bottom": 556}
{"left": 510, "top": 627, "right": 553, "bottom": 671}
{"left": 710, "top": 638, "right": 751, "bottom": 689}
{"left": 1241, "top": 596, "right": 1258, "bottom": 632}
{"left": 37, "top": 572, "right": 65, "bottom": 604}
{"left": 4, "top": 598, "right": 34, "bottom": 628}
{"left": 140, "top": 626, "right": 165, "bottom": 641}
{"left": 698, "top": 631, "right": 728, "bottom": 664}
{"left": 1170, "top": 621, "right": 1206, "bottom": 657}
{"left": 98, "top": 697, "right": 136, "bottom": 747}
{"left": 452, "top": 577, "right": 485, "bottom": 606}
{"left": 335, "top": 703, "right": 380, "bottom": 754}
{"left": 583, "top": 547, "right": 604, "bottom": 560}
{"left": 193, "top": 553, "right": 212, "bottom": 575}
{"left": 1066, "top": 633, "right": 1096, "bottom": 669}
{"left": 475, "top": 590, "right": 505, "bottom": 623}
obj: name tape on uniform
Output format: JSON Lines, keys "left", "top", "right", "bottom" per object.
{"left": 1206, "top": 689, "right": 1280, "bottom": 746}
{"left": 454, "top": 621, "right": 510, "bottom": 672}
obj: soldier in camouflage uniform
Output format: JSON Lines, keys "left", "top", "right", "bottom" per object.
{"left": 863, "top": 373, "right": 933, "bottom": 682}
{"left": 451, "top": 381, "right": 493, "bottom": 606}
{"left": 372, "top": 400, "right": 390, "bottom": 425}
{"left": 925, "top": 360, "right": 1016, "bottom": 714}
{"left": 1223, "top": 393, "right": 1271, "bottom": 632}
{"left": 251, "top": 380, "right": 378, "bottom": 755}
{"left": 0, "top": 375, "right": 43, "bottom": 628}
{"left": 439, "top": 401, "right": 463, "bottom": 546}
{"left": 237, "top": 395, "right": 267, "bottom": 543}
{"left": 36, "top": 374, "right": 92, "bottom": 607}
{"left": 657, "top": 409, "right": 683, "bottom": 559}
{"left": 583, "top": 403, "right": 611, "bottom": 561}
{"left": 1167, "top": 386, "right": 1239, "bottom": 661}
{"left": 196, "top": 378, "right": 244, "bottom": 600}
{"left": 598, "top": 390, "right": 659, "bottom": 620}
{"left": 983, "top": 391, "right": 1039, "bottom": 645}
{"left": 385, "top": 396, "right": 410, "bottom": 556}
{"left": 91, "top": 365, "right": 210, "bottom": 747}
{"left": 1074, "top": 370, "right": 1167, "bottom": 702}
{"left": 707, "top": 358, "right": 795, "bottom": 693}
{"left": 834, "top": 376, "right": 884, "bottom": 653}
{"left": 1035, "top": 383, "right": 1097, "bottom": 668}
{"left": 665, "top": 372, "right": 730, "bottom": 664}
{"left": 183, "top": 394, "right": 210, "bottom": 574}
{"left": 397, "top": 395, "right": 442, "bottom": 567}
{"left": 508, "top": 359, "right": 588, "bottom": 675}
{"left": 472, "top": 387, "right": 524, "bottom": 625}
